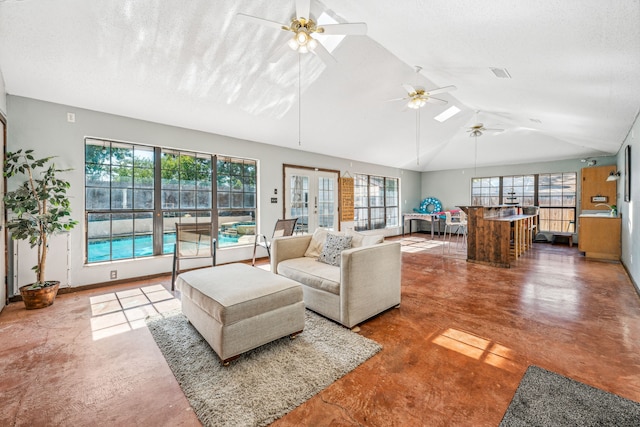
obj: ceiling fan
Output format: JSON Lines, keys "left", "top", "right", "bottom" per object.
{"left": 466, "top": 123, "right": 505, "bottom": 137}
{"left": 236, "top": 0, "right": 367, "bottom": 64}
{"left": 387, "top": 66, "right": 456, "bottom": 110}
{"left": 466, "top": 111, "right": 505, "bottom": 137}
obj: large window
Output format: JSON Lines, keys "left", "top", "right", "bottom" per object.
{"left": 216, "top": 156, "right": 257, "bottom": 247}
{"left": 503, "top": 175, "right": 535, "bottom": 206}
{"left": 354, "top": 174, "right": 399, "bottom": 231}
{"left": 471, "top": 177, "right": 500, "bottom": 206}
{"left": 160, "top": 149, "right": 214, "bottom": 254}
{"left": 538, "top": 173, "right": 576, "bottom": 232}
{"left": 85, "top": 139, "right": 257, "bottom": 263}
{"left": 469, "top": 172, "right": 576, "bottom": 233}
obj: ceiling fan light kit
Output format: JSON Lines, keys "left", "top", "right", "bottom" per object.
{"left": 287, "top": 18, "right": 319, "bottom": 53}
{"left": 408, "top": 95, "right": 427, "bottom": 109}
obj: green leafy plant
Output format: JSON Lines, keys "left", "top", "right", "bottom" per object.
{"left": 4, "top": 149, "right": 78, "bottom": 289}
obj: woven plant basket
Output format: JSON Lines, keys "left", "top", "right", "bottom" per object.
{"left": 19, "top": 281, "right": 60, "bottom": 310}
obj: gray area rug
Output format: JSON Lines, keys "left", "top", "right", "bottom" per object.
{"left": 500, "top": 365, "right": 640, "bottom": 426}
{"left": 147, "top": 310, "right": 381, "bottom": 427}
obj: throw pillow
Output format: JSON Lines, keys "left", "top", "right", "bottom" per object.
{"left": 346, "top": 228, "right": 365, "bottom": 247}
{"left": 318, "top": 233, "right": 353, "bottom": 266}
{"left": 362, "top": 234, "right": 384, "bottom": 246}
{"left": 346, "top": 229, "right": 384, "bottom": 248}
{"left": 304, "top": 228, "right": 329, "bottom": 258}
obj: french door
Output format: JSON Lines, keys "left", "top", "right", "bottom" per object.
{"left": 284, "top": 166, "right": 339, "bottom": 234}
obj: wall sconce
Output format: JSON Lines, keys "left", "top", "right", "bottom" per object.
{"left": 606, "top": 171, "right": 621, "bottom": 181}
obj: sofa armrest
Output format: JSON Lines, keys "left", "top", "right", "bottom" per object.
{"left": 339, "top": 241, "right": 402, "bottom": 327}
{"left": 270, "top": 235, "right": 312, "bottom": 273}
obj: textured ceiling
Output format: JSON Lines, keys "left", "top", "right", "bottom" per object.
{"left": 1, "top": 0, "right": 639, "bottom": 171}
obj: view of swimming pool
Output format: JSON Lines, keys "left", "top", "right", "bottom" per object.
{"left": 87, "top": 233, "right": 241, "bottom": 263}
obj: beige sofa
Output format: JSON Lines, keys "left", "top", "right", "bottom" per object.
{"left": 270, "top": 233, "right": 401, "bottom": 328}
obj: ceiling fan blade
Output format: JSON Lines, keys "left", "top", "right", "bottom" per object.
{"left": 384, "top": 96, "right": 409, "bottom": 103}
{"left": 426, "top": 97, "right": 448, "bottom": 105}
{"left": 236, "top": 13, "right": 286, "bottom": 31}
{"left": 311, "top": 41, "right": 337, "bottom": 64}
{"left": 267, "top": 40, "right": 292, "bottom": 64}
{"left": 295, "top": 0, "right": 311, "bottom": 19}
{"left": 402, "top": 83, "right": 416, "bottom": 94}
{"left": 484, "top": 128, "right": 505, "bottom": 132}
{"left": 319, "top": 22, "right": 368, "bottom": 36}
{"left": 427, "top": 85, "right": 457, "bottom": 96}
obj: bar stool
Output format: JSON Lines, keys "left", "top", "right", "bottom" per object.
{"left": 443, "top": 211, "right": 467, "bottom": 253}
{"left": 458, "top": 210, "right": 468, "bottom": 248}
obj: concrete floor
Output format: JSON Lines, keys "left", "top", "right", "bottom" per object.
{"left": 1, "top": 235, "right": 639, "bottom": 426}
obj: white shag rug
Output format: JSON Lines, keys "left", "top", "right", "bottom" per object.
{"left": 147, "top": 310, "right": 382, "bottom": 427}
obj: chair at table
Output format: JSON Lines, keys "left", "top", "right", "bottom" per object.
{"left": 443, "top": 211, "right": 467, "bottom": 254}
{"left": 171, "top": 222, "right": 216, "bottom": 291}
{"left": 252, "top": 218, "right": 298, "bottom": 266}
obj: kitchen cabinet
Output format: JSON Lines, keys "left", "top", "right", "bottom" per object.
{"left": 578, "top": 215, "right": 621, "bottom": 260}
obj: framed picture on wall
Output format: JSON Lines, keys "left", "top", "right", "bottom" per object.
{"left": 624, "top": 145, "right": 631, "bottom": 202}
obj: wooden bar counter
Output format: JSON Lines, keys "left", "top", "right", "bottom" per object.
{"left": 460, "top": 206, "right": 537, "bottom": 268}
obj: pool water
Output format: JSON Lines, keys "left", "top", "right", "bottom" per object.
{"left": 87, "top": 233, "right": 241, "bottom": 263}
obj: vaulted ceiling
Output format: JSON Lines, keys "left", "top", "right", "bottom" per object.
{"left": 1, "top": 0, "right": 638, "bottom": 171}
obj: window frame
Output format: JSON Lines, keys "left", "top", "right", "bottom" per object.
{"left": 84, "top": 138, "right": 257, "bottom": 263}
{"left": 470, "top": 172, "right": 577, "bottom": 233}
{"left": 354, "top": 174, "right": 399, "bottom": 231}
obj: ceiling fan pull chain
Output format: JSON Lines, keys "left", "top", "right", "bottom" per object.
{"left": 298, "top": 54, "right": 301, "bottom": 146}
{"left": 416, "top": 108, "right": 420, "bottom": 165}
{"left": 474, "top": 135, "right": 478, "bottom": 177}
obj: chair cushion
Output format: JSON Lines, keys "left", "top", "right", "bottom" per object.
{"left": 318, "top": 234, "right": 352, "bottom": 266}
{"left": 277, "top": 257, "right": 341, "bottom": 295}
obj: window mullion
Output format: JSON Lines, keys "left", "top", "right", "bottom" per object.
{"left": 212, "top": 155, "right": 218, "bottom": 250}
{"left": 153, "top": 147, "right": 163, "bottom": 255}
{"left": 367, "top": 175, "right": 372, "bottom": 230}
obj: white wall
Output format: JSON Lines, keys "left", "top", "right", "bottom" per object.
{"left": 619, "top": 113, "right": 640, "bottom": 293}
{"left": 5, "top": 95, "right": 421, "bottom": 292}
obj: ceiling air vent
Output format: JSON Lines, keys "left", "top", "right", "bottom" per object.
{"left": 490, "top": 67, "right": 511, "bottom": 79}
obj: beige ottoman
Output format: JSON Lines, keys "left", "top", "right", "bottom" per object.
{"left": 175, "top": 263, "right": 305, "bottom": 364}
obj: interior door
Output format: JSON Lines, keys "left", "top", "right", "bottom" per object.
{"left": 284, "top": 167, "right": 339, "bottom": 234}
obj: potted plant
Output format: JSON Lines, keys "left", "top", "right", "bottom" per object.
{"left": 3, "top": 149, "right": 78, "bottom": 309}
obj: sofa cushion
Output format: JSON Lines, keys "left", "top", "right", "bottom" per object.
{"left": 346, "top": 229, "right": 385, "bottom": 248}
{"left": 277, "top": 257, "right": 341, "bottom": 295}
{"left": 319, "top": 234, "right": 352, "bottom": 266}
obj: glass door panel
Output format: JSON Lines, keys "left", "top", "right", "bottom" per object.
{"left": 285, "top": 167, "right": 338, "bottom": 233}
